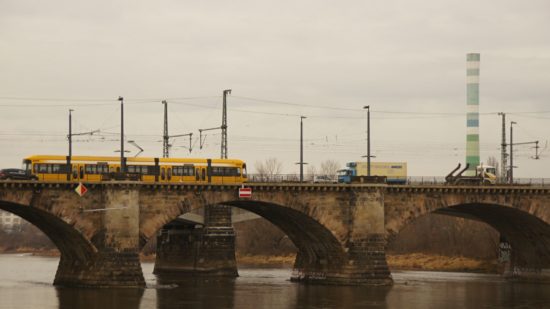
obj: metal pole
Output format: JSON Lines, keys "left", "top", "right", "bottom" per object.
{"left": 118, "top": 96, "right": 125, "bottom": 173}
{"left": 162, "top": 100, "right": 169, "bottom": 158}
{"left": 363, "top": 105, "right": 371, "bottom": 176}
{"left": 69, "top": 109, "right": 73, "bottom": 158}
{"left": 300, "top": 116, "right": 306, "bottom": 183}
{"left": 368, "top": 105, "right": 371, "bottom": 176}
{"left": 498, "top": 113, "right": 507, "bottom": 182}
{"left": 509, "top": 121, "right": 516, "bottom": 184}
{"left": 68, "top": 109, "right": 73, "bottom": 181}
{"left": 221, "top": 89, "right": 231, "bottom": 159}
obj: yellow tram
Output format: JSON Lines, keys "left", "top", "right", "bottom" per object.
{"left": 22, "top": 155, "right": 247, "bottom": 184}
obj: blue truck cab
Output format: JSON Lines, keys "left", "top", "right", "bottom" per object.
{"left": 337, "top": 162, "right": 356, "bottom": 184}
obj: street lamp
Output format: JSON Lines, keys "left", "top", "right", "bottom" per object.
{"left": 298, "top": 116, "right": 307, "bottom": 183}
{"left": 509, "top": 121, "right": 517, "bottom": 184}
{"left": 67, "top": 109, "right": 74, "bottom": 181}
{"left": 68, "top": 109, "right": 74, "bottom": 158}
{"left": 362, "top": 105, "right": 372, "bottom": 176}
{"left": 118, "top": 96, "right": 125, "bottom": 173}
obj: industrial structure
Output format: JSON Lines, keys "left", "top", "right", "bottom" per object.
{"left": 466, "top": 53, "right": 481, "bottom": 175}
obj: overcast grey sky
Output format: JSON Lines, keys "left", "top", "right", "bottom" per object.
{"left": 1, "top": 0, "right": 549, "bottom": 177}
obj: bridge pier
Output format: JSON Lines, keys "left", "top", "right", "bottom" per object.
{"left": 154, "top": 205, "right": 238, "bottom": 277}
{"left": 54, "top": 188, "right": 145, "bottom": 288}
{"left": 54, "top": 251, "right": 144, "bottom": 287}
{"left": 503, "top": 266, "right": 550, "bottom": 282}
{"left": 289, "top": 188, "right": 392, "bottom": 286}
{"left": 291, "top": 234, "right": 391, "bottom": 285}
{"left": 501, "top": 240, "right": 550, "bottom": 283}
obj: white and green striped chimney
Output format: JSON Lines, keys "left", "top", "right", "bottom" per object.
{"left": 466, "top": 53, "right": 480, "bottom": 174}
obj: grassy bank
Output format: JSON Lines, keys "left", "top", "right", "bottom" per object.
{"left": 0, "top": 249, "right": 499, "bottom": 273}
{"left": 387, "top": 253, "right": 499, "bottom": 273}
{"left": 236, "top": 254, "right": 296, "bottom": 267}
{"left": 235, "top": 253, "right": 499, "bottom": 273}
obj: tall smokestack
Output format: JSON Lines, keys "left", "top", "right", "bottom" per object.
{"left": 466, "top": 53, "right": 480, "bottom": 174}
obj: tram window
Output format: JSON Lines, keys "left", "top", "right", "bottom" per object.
{"left": 22, "top": 160, "right": 31, "bottom": 173}
{"left": 37, "top": 164, "right": 48, "bottom": 173}
{"left": 173, "top": 166, "right": 195, "bottom": 176}
{"left": 35, "top": 164, "right": 68, "bottom": 174}
{"left": 98, "top": 165, "right": 109, "bottom": 174}
{"left": 85, "top": 165, "right": 95, "bottom": 174}
{"left": 167, "top": 168, "right": 172, "bottom": 179}
{"left": 211, "top": 167, "right": 238, "bottom": 176}
{"left": 161, "top": 168, "right": 165, "bottom": 180}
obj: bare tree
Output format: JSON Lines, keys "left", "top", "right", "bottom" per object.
{"left": 254, "top": 157, "right": 283, "bottom": 181}
{"left": 306, "top": 165, "right": 317, "bottom": 182}
{"left": 486, "top": 156, "right": 500, "bottom": 177}
{"left": 320, "top": 160, "right": 340, "bottom": 179}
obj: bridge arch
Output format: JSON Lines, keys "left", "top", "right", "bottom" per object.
{"left": 139, "top": 186, "right": 391, "bottom": 285}
{"left": 139, "top": 197, "right": 347, "bottom": 272}
{"left": 385, "top": 189, "right": 550, "bottom": 274}
{"left": 224, "top": 200, "right": 347, "bottom": 269}
{"left": 439, "top": 203, "right": 550, "bottom": 270}
{"left": 0, "top": 200, "right": 96, "bottom": 261}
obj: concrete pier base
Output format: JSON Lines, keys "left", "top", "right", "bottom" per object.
{"left": 154, "top": 205, "right": 238, "bottom": 277}
{"left": 291, "top": 234, "right": 392, "bottom": 286}
{"left": 54, "top": 251, "right": 145, "bottom": 288}
{"left": 503, "top": 266, "right": 550, "bottom": 283}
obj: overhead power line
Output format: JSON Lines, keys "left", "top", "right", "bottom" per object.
{"left": 0, "top": 96, "right": 219, "bottom": 107}
{"left": 2, "top": 94, "right": 550, "bottom": 119}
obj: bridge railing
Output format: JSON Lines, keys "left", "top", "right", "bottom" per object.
{"left": 246, "top": 174, "right": 550, "bottom": 187}
{"left": 406, "top": 176, "right": 550, "bottom": 186}
{"left": 247, "top": 174, "right": 312, "bottom": 183}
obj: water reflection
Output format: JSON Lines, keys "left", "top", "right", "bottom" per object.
{"left": 154, "top": 271, "right": 391, "bottom": 309}
{"left": 3, "top": 256, "right": 550, "bottom": 309}
{"left": 293, "top": 285, "right": 391, "bottom": 308}
{"left": 155, "top": 275, "right": 235, "bottom": 309}
{"left": 56, "top": 287, "right": 144, "bottom": 309}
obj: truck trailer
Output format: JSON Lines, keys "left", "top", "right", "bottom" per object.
{"left": 337, "top": 162, "right": 407, "bottom": 184}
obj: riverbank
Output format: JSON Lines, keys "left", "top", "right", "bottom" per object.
{"left": 387, "top": 253, "right": 499, "bottom": 273}
{"left": 0, "top": 249, "right": 498, "bottom": 273}
{"left": 236, "top": 253, "right": 499, "bottom": 273}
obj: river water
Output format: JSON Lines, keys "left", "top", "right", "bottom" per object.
{"left": 1, "top": 254, "right": 549, "bottom": 309}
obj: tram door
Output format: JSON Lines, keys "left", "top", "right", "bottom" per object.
{"left": 72, "top": 166, "right": 79, "bottom": 181}
{"left": 160, "top": 166, "right": 172, "bottom": 183}
{"left": 195, "top": 167, "right": 206, "bottom": 183}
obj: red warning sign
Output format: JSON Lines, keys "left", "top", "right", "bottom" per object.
{"left": 75, "top": 183, "right": 88, "bottom": 197}
{"left": 238, "top": 187, "right": 252, "bottom": 198}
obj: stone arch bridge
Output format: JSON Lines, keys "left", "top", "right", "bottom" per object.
{"left": 0, "top": 181, "right": 549, "bottom": 287}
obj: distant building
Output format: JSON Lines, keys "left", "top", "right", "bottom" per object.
{"left": 0, "top": 210, "right": 23, "bottom": 232}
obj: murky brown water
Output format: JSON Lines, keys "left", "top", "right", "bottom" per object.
{"left": 1, "top": 254, "right": 549, "bottom": 309}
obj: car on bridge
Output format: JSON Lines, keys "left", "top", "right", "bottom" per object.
{"left": 313, "top": 175, "right": 337, "bottom": 183}
{"left": 0, "top": 168, "right": 38, "bottom": 181}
